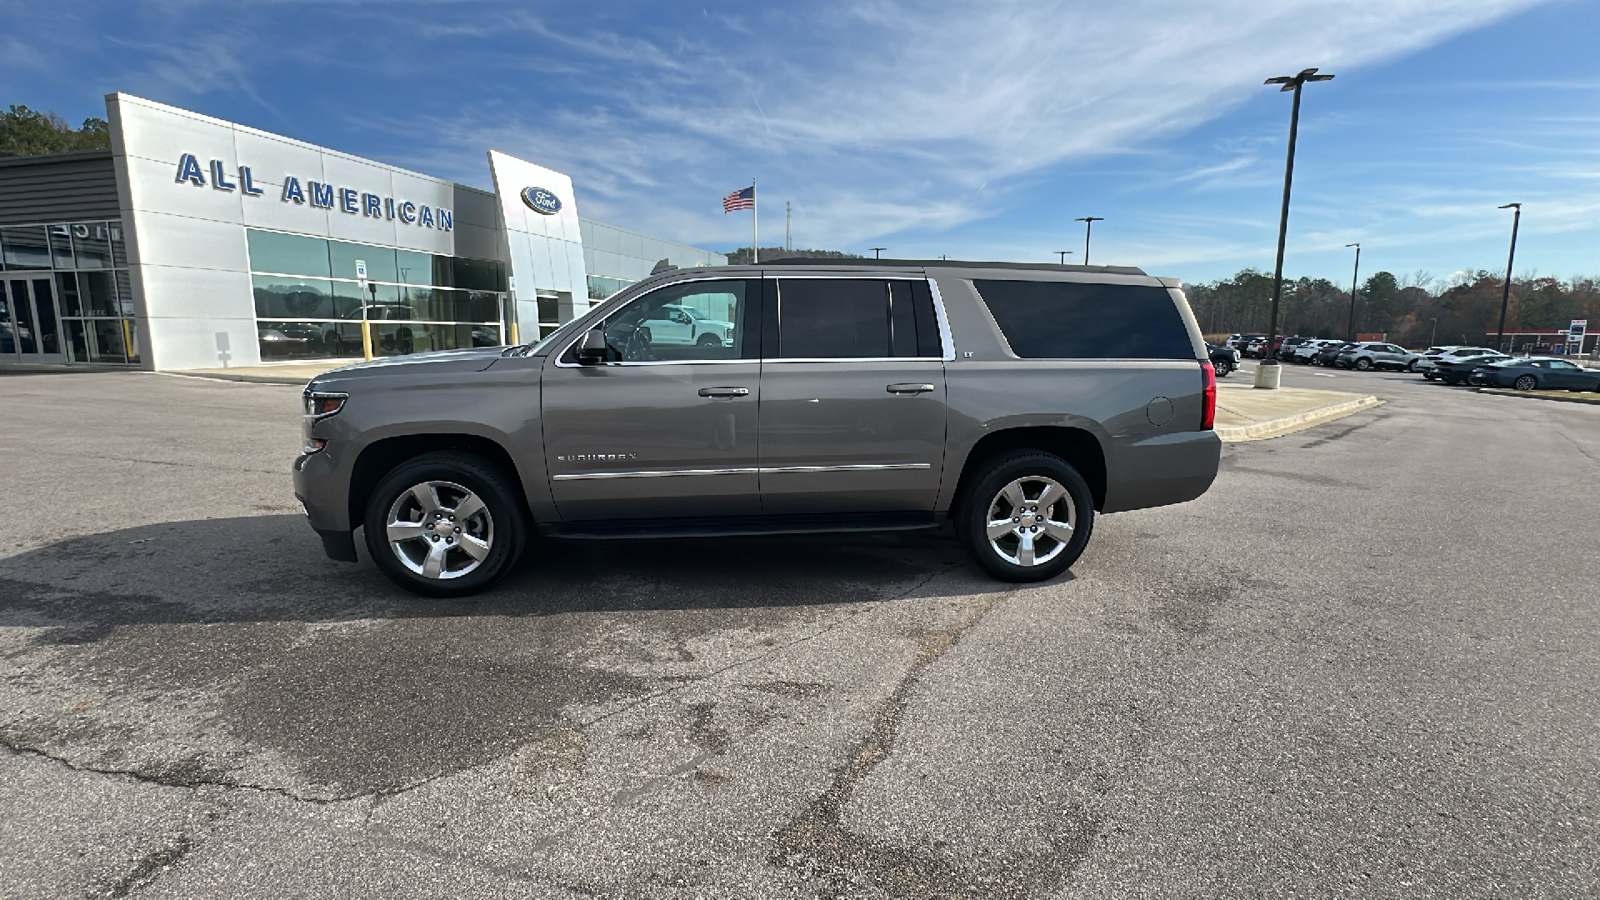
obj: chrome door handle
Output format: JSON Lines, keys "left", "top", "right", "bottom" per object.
{"left": 698, "top": 386, "right": 749, "bottom": 398}
{"left": 886, "top": 383, "right": 935, "bottom": 394}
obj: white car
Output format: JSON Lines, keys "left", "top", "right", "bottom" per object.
{"left": 1292, "top": 339, "right": 1337, "bottom": 363}
{"left": 639, "top": 304, "right": 735, "bottom": 347}
{"left": 1419, "top": 346, "right": 1496, "bottom": 378}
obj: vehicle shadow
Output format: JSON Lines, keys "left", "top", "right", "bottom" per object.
{"left": 0, "top": 513, "right": 984, "bottom": 633}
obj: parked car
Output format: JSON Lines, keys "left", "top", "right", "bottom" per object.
{"left": 1274, "top": 336, "right": 1308, "bottom": 361}
{"left": 1206, "top": 342, "right": 1240, "bottom": 377}
{"left": 1431, "top": 353, "right": 1509, "bottom": 385}
{"left": 1418, "top": 346, "right": 1496, "bottom": 379}
{"left": 1314, "top": 342, "right": 1354, "bottom": 366}
{"left": 636, "top": 303, "right": 736, "bottom": 348}
{"left": 1336, "top": 341, "right": 1422, "bottom": 371}
{"left": 1242, "top": 336, "right": 1267, "bottom": 358}
{"left": 259, "top": 322, "right": 323, "bottom": 357}
{"left": 1469, "top": 357, "right": 1600, "bottom": 391}
{"left": 1291, "top": 339, "right": 1336, "bottom": 364}
{"left": 293, "top": 259, "right": 1224, "bottom": 596}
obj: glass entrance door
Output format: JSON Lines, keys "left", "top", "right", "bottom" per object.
{"left": 2, "top": 278, "right": 67, "bottom": 363}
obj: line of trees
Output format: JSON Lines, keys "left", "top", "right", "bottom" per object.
{"left": 1185, "top": 269, "right": 1600, "bottom": 347}
{"left": 0, "top": 104, "right": 111, "bottom": 157}
{"left": 725, "top": 247, "right": 863, "bottom": 265}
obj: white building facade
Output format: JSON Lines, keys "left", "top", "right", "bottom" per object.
{"left": 0, "top": 93, "right": 724, "bottom": 370}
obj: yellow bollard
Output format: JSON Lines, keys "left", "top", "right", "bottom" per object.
{"left": 509, "top": 322, "right": 519, "bottom": 345}
{"left": 361, "top": 321, "right": 374, "bottom": 360}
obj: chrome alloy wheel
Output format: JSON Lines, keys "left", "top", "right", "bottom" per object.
{"left": 385, "top": 480, "right": 494, "bottom": 580}
{"left": 985, "top": 476, "right": 1075, "bottom": 567}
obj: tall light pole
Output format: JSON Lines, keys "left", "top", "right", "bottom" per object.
{"left": 870, "top": 247, "right": 885, "bottom": 259}
{"left": 1494, "top": 203, "right": 1521, "bottom": 351}
{"left": 1429, "top": 317, "right": 1438, "bottom": 347}
{"left": 1055, "top": 250, "right": 1073, "bottom": 264}
{"left": 1257, "top": 67, "right": 1334, "bottom": 389}
{"left": 1344, "top": 242, "right": 1361, "bottom": 341}
{"left": 1074, "top": 217, "right": 1103, "bottom": 264}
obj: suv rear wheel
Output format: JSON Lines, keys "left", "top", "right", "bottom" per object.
{"left": 958, "top": 451, "right": 1094, "bottom": 582}
{"left": 364, "top": 451, "right": 526, "bottom": 597}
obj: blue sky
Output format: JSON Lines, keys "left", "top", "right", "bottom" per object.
{"left": 4, "top": 0, "right": 1597, "bottom": 288}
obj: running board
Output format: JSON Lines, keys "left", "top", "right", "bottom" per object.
{"left": 539, "top": 511, "right": 942, "bottom": 540}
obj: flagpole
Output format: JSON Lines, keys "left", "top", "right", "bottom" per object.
{"left": 752, "top": 176, "right": 758, "bottom": 265}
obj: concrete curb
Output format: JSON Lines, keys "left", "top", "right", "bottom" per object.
{"left": 1215, "top": 395, "right": 1383, "bottom": 443}
{"left": 163, "top": 370, "right": 318, "bottom": 386}
{"left": 1476, "top": 387, "right": 1600, "bottom": 406}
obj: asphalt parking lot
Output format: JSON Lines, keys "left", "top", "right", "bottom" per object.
{"left": 2, "top": 366, "right": 1597, "bottom": 898}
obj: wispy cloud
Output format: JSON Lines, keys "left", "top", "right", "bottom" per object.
{"left": 388, "top": 0, "right": 1551, "bottom": 247}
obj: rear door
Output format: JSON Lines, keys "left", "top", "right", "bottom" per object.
{"left": 756, "top": 275, "right": 948, "bottom": 515}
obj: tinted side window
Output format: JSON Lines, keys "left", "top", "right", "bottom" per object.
{"left": 971, "top": 280, "right": 1193, "bottom": 359}
{"left": 777, "top": 279, "right": 896, "bottom": 358}
{"left": 573, "top": 279, "right": 750, "bottom": 363}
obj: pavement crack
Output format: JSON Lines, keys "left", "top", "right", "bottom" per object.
{"left": 99, "top": 833, "right": 193, "bottom": 898}
{"left": 771, "top": 589, "right": 1006, "bottom": 898}
{"left": 0, "top": 737, "right": 449, "bottom": 805}
{"left": 1557, "top": 429, "right": 1600, "bottom": 466}
{"left": 577, "top": 563, "right": 965, "bottom": 733}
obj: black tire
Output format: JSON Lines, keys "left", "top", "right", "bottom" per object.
{"left": 363, "top": 451, "right": 527, "bottom": 598}
{"left": 696, "top": 334, "right": 722, "bottom": 347}
{"left": 957, "top": 451, "right": 1094, "bottom": 583}
{"left": 1355, "top": 358, "right": 1373, "bottom": 371}
{"left": 1406, "top": 359, "right": 1420, "bottom": 372}
{"left": 1423, "top": 370, "right": 1435, "bottom": 380}
{"left": 1212, "top": 359, "right": 1231, "bottom": 377}
{"left": 1513, "top": 374, "right": 1537, "bottom": 391}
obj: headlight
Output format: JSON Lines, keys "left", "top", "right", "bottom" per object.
{"left": 303, "top": 390, "right": 348, "bottom": 418}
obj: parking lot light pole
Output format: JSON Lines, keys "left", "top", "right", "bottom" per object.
{"left": 1074, "top": 217, "right": 1103, "bottom": 264}
{"left": 1055, "top": 250, "right": 1073, "bottom": 264}
{"left": 1429, "top": 317, "right": 1438, "bottom": 347}
{"left": 1495, "top": 203, "right": 1521, "bottom": 351}
{"left": 870, "top": 247, "right": 885, "bottom": 259}
{"left": 1257, "top": 68, "right": 1334, "bottom": 390}
{"left": 1344, "top": 243, "right": 1360, "bottom": 341}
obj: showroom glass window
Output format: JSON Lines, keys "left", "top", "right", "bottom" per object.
{"left": 0, "top": 221, "right": 139, "bottom": 364}
{"left": 245, "top": 229, "right": 509, "bottom": 361}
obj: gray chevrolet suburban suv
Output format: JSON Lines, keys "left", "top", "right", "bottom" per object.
{"left": 293, "top": 260, "right": 1222, "bottom": 597}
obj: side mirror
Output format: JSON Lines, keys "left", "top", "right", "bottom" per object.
{"left": 576, "top": 328, "right": 608, "bottom": 365}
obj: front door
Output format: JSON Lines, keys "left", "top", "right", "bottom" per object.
{"left": 758, "top": 276, "right": 948, "bottom": 515}
{"left": 2, "top": 278, "right": 66, "bottom": 363}
{"left": 540, "top": 278, "right": 762, "bottom": 522}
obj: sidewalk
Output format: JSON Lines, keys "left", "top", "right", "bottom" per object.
{"left": 168, "top": 360, "right": 360, "bottom": 385}
{"left": 1476, "top": 387, "right": 1600, "bottom": 406}
{"left": 1213, "top": 382, "right": 1381, "bottom": 442}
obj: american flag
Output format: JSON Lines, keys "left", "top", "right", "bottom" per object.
{"left": 722, "top": 185, "right": 755, "bottom": 213}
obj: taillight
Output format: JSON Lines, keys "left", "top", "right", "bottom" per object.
{"left": 1201, "top": 361, "right": 1217, "bottom": 430}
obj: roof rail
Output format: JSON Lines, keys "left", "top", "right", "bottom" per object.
{"left": 757, "top": 257, "right": 1148, "bottom": 276}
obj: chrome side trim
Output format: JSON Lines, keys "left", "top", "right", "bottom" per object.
{"left": 552, "top": 462, "right": 932, "bottom": 481}
{"left": 552, "top": 467, "right": 760, "bottom": 482}
{"left": 556, "top": 357, "right": 756, "bottom": 368}
{"left": 761, "top": 357, "right": 942, "bottom": 364}
{"left": 554, "top": 273, "right": 956, "bottom": 366}
{"left": 926, "top": 277, "right": 958, "bottom": 362}
{"left": 759, "top": 463, "right": 932, "bottom": 474}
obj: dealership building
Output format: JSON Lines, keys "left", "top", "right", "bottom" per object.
{"left": 0, "top": 93, "right": 725, "bottom": 370}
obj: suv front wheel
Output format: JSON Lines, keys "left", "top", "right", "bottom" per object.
{"left": 364, "top": 451, "right": 527, "bottom": 597}
{"left": 958, "top": 451, "right": 1094, "bottom": 582}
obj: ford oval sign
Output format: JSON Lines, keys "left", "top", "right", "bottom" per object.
{"left": 521, "top": 186, "right": 562, "bottom": 215}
